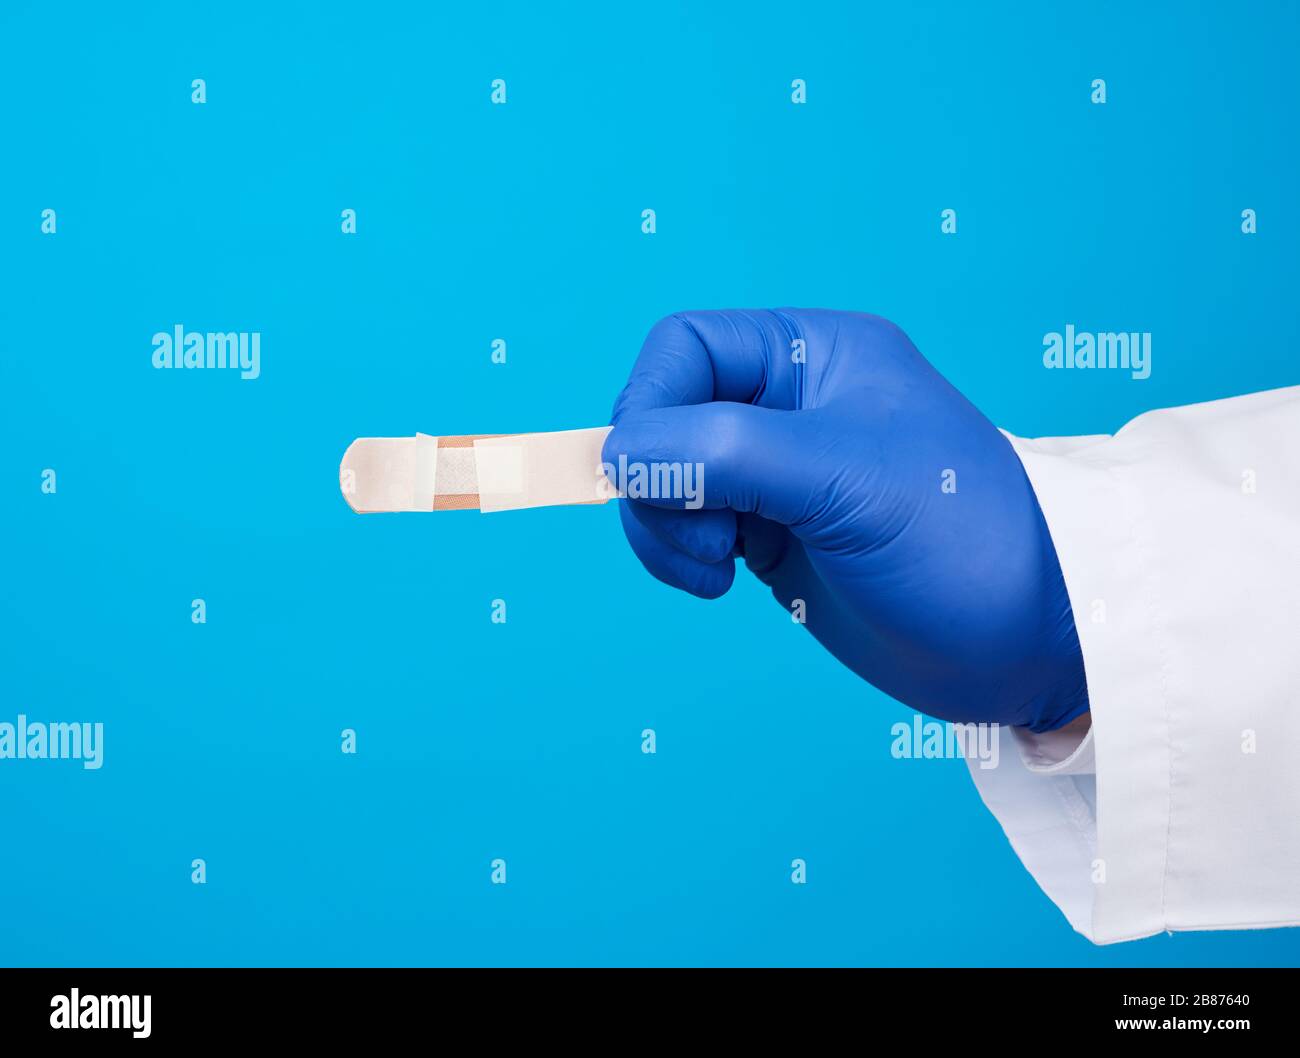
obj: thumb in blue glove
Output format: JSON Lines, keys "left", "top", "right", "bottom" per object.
{"left": 604, "top": 309, "right": 1089, "bottom": 732}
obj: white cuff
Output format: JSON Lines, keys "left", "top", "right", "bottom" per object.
{"left": 969, "top": 388, "right": 1300, "bottom": 944}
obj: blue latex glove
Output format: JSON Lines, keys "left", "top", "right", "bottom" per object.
{"left": 604, "top": 309, "right": 1089, "bottom": 731}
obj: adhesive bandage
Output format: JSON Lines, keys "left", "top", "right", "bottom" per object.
{"left": 340, "top": 426, "right": 615, "bottom": 514}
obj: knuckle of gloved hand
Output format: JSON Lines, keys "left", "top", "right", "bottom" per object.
{"left": 872, "top": 313, "right": 909, "bottom": 342}
{"left": 610, "top": 376, "right": 666, "bottom": 425}
{"left": 650, "top": 312, "right": 700, "bottom": 348}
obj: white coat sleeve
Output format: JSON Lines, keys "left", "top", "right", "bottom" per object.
{"left": 968, "top": 385, "right": 1300, "bottom": 944}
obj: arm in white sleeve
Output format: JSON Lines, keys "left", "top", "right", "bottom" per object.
{"left": 969, "top": 385, "right": 1300, "bottom": 944}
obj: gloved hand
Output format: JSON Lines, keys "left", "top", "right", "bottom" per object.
{"left": 604, "top": 309, "right": 1089, "bottom": 731}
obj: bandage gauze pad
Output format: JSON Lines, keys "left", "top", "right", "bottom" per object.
{"left": 340, "top": 427, "right": 615, "bottom": 513}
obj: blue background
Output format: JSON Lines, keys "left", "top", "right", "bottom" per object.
{"left": 2, "top": 0, "right": 1297, "bottom": 966}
